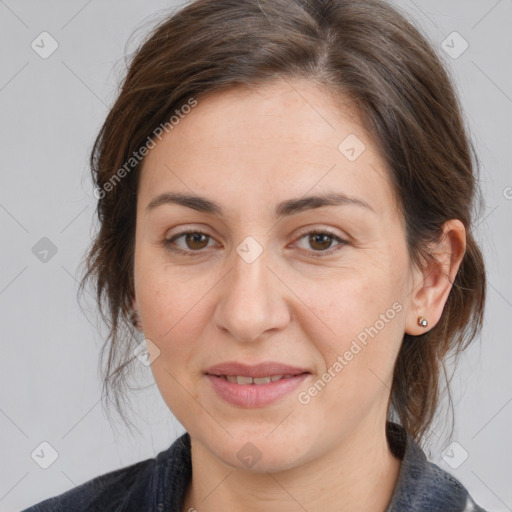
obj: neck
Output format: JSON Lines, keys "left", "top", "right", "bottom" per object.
{"left": 181, "top": 420, "right": 401, "bottom": 512}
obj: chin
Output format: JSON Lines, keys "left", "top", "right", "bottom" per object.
{"left": 203, "top": 425, "right": 316, "bottom": 473}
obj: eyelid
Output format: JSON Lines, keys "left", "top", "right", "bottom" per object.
{"left": 293, "top": 225, "right": 344, "bottom": 240}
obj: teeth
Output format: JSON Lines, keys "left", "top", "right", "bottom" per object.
{"left": 253, "top": 376, "right": 271, "bottom": 385}
{"left": 222, "top": 374, "right": 289, "bottom": 384}
{"left": 236, "top": 376, "right": 253, "bottom": 385}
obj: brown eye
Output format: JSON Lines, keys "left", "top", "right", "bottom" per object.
{"left": 183, "top": 232, "right": 209, "bottom": 250}
{"left": 308, "top": 233, "right": 335, "bottom": 251}
{"left": 295, "top": 230, "right": 346, "bottom": 258}
{"left": 163, "top": 231, "right": 215, "bottom": 254}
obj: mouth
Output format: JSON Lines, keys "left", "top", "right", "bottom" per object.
{"left": 205, "top": 361, "right": 310, "bottom": 379}
{"left": 204, "top": 361, "right": 311, "bottom": 408}
{"left": 210, "top": 373, "right": 309, "bottom": 385}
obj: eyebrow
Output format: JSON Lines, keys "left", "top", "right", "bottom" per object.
{"left": 145, "top": 191, "right": 375, "bottom": 217}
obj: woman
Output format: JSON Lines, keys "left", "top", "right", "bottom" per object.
{"left": 23, "top": 0, "right": 488, "bottom": 510}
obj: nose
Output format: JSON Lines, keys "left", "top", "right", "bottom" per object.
{"left": 213, "top": 241, "right": 291, "bottom": 343}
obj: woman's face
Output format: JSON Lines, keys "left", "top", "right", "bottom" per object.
{"left": 133, "top": 79, "right": 421, "bottom": 471}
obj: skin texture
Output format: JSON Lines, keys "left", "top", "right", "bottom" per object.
{"left": 132, "top": 79, "right": 466, "bottom": 512}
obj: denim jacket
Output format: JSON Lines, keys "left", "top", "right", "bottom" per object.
{"left": 22, "top": 422, "right": 487, "bottom": 511}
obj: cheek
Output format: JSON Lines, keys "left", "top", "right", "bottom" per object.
{"left": 300, "top": 269, "right": 400, "bottom": 342}
{"left": 134, "top": 260, "right": 227, "bottom": 398}
{"left": 135, "top": 268, "right": 211, "bottom": 416}
{"left": 134, "top": 246, "right": 210, "bottom": 338}
{"left": 299, "top": 265, "right": 406, "bottom": 396}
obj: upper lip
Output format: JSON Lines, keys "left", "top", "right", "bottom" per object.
{"left": 205, "top": 361, "right": 310, "bottom": 378}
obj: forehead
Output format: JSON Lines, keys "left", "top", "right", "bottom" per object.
{"left": 138, "top": 79, "right": 396, "bottom": 219}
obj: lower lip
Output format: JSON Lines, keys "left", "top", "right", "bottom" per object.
{"left": 206, "top": 374, "right": 310, "bottom": 408}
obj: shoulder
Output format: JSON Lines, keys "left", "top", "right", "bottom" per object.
{"left": 421, "top": 460, "right": 487, "bottom": 512}
{"left": 385, "top": 422, "right": 488, "bottom": 512}
{"left": 21, "top": 454, "right": 158, "bottom": 512}
{"left": 21, "top": 433, "right": 192, "bottom": 512}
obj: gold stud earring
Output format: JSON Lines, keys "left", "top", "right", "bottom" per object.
{"left": 417, "top": 316, "right": 428, "bottom": 328}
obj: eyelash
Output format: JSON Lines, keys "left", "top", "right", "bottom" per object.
{"left": 162, "top": 228, "right": 347, "bottom": 259}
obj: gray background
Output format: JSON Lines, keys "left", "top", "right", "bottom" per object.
{"left": 0, "top": 1, "right": 511, "bottom": 511}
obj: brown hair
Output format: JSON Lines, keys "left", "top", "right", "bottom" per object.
{"left": 79, "top": 0, "right": 486, "bottom": 442}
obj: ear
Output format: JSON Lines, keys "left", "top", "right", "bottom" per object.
{"left": 405, "top": 219, "right": 466, "bottom": 335}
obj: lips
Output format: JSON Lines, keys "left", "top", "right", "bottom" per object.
{"left": 205, "top": 361, "right": 310, "bottom": 379}
{"left": 205, "top": 361, "right": 311, "bottom": 407}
